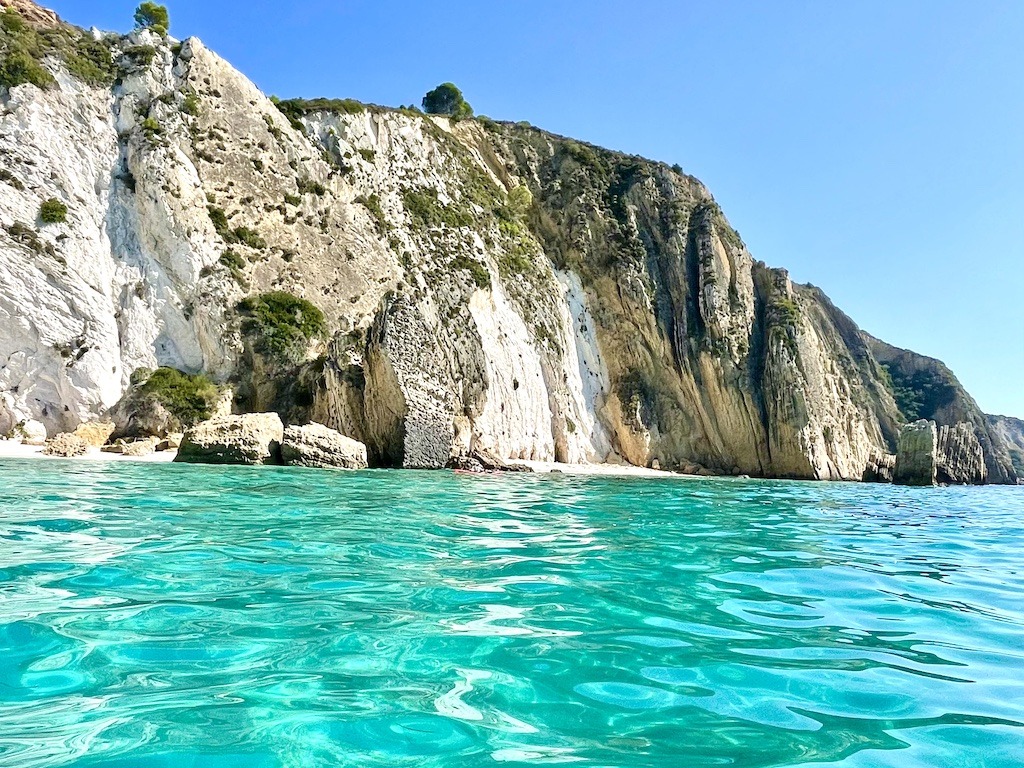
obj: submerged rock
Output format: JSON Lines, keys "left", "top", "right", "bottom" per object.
{"left": 449, "top": 448, "right": 533, "bottom": 473}
{"left": 280, "top": 423, "right": 367, "bottom": 469}
{"left": 175, "top": 413, "right": 284, "bottom": 466}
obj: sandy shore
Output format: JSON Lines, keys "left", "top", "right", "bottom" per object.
{"left": 0, "top": 440, "right": 177, "bottom": 463}
{"left": 520, "top": 459, "right": 695, "bottom": 479}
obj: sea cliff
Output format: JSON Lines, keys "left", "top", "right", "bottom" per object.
{"left": 0, "top": 1, "right": 1017, "bottom": 482}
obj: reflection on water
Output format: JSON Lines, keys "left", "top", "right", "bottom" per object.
{"left": 0, "top": 459, "right": 1022, "bottom": 767}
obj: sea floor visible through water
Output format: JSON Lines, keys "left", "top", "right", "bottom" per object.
{"left": 1, "top": 458, "right": 1022, "bottom": 767}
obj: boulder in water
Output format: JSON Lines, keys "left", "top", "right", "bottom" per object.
{"left": 175, "top": 413, "right": 284, "bottom": 465}
{"left": 281, "top": 423, "right": 368, "bottom": 469}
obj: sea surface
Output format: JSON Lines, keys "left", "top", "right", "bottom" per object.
{"left": 0, "top": 459, "right": 1022, "bottom": 767}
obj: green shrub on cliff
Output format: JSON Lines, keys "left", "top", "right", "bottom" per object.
{"left": 451, "top": 253, "right": 491, "bottom": 289}
{"left": 0, "top": 8, "right": 116, "bottom": 90}
{"left": 0, "top": 10, "right": 54, "bottom": 89}
{"left": 138, "top": 367, "right": 219, "bottom": 427}
{"left": 39, "top": 198, "right": 68, "bottom": 224}
{"left": 0, "top": 48, "right": 53, "bottom": 89}
{"left": 238, "top": 291, "right": 326, "bottom": 364}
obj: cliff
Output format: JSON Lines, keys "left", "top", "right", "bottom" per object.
{"left": 0, "top": 2, "right": 1018, "bottom": 481}
{"left": 988, "top": 415, "right": 1024, "bottom": 478}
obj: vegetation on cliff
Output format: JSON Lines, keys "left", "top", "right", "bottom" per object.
{"left": 133, "top": 2, "right": 169, "bottom": 37}
{"left": 238, "top": 292, "right": 327, "bottom": 365}
{"left": 422, "top": 82, "right": 472, "bottom": 120}
{"left": 38, "top": 197, "right": 67, "bottom": 223}
{"left": 133, "top": 367, "right": 220, "bottom": 427}
{"left": 0, "top": 7, "right": 115, "bottom": 89}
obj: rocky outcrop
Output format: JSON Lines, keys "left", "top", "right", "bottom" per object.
{"left": 72, "top": 421, "right": 115, "bottom": 447}
{"left": 19, "top": 419, "right": 47, "bottom": 445}
{"left": 869, "top": 338, "right": 1016, "bottom": 484}
{"left": 936, "top": 423, "right": 986, "bottom": 485}
{"left": 0, "top": 0, "right": 59, "bottom": 28}
{"left": 280, "top": 423, "right": 367, "bottom": 469}
{"left": 107, "top": 394, "right": 177, "bottom": 441}
{"left": 894, "top": 420, "right": 938, "bottom": 486}
{"left": 43, "top": 432, "right": 89, "bottom": 457}
{"left": 175, "top": 413, "right": 283, "bottom": 465}
{"left": 122, "top": 436, "right": 159, "bottom": 457}
{"left": 0, "top": 1, "right": 1019, "bottom": 481}
{"left": 894, "top": 420, "right": 989, "bottom": 486}
{"left": 863, "top": 450, "right": 896, "bottom": 483}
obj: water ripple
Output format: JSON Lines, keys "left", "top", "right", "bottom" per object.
{"left": 0, "top": 460, "right": 1022, "bottom": 767}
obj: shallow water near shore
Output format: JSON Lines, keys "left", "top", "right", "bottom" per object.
{"left": 1, "top": 459, "right": 1022, "bottom": 767}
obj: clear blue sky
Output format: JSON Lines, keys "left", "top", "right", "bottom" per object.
{"left": 50, "top": 1, "right": 1024, "bottom": 418}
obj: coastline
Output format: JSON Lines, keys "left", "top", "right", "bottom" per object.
{"left": 0, "top": 440, "right": 177, "bottom": 464}
{"left": 0, "top": 440, "right": 698, "bottom": 477}
{"left": 520, "top": 459, "right": 696, "bottom": 479}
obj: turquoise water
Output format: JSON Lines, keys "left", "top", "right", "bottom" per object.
{"left": 1, "top": 460, "right": 1022, "bottom": 767}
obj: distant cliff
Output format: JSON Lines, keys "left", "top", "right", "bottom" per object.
{"left": 987, "top": 415, "right": 1024, "bottom": 478}
{"left": 0, "top": 1, "right": 1017, "bottom": 481}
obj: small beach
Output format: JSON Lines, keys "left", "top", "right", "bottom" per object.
{"left": 0, "top": 439, "right": 177, "bottom": 463}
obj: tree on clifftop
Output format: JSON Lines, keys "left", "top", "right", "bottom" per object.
{"left": 134, "top": 2, "right": 169, "bottom": 36}
{"left": 422, "top": 82, "right": 473, "bottom": 121}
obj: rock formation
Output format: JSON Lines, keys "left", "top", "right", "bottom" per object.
{"left": 176, "top": 413, "right": 283, "bottom": 465}
{"left": 894, "top": 419, "right": 990, "bottom": 486}
{"left": 0, "top": 0, "right": 58, "bottom": 28}
{"left": 280, "top": 423, "right": 367, "bottom": 469}
{"left": 0, "top": 1, "right": 1018, "bottom": 482}
{"left": 19, "top": 419, "right": 46, "bottom": 445}
{"left": 122, "top": 436, "right": 159, "bottom": 457}
{"left": 894, "top": 420, "right": 938, "bottom": 486}
{"left": 72, "top": 421, "right": 115, "bottom": 447}
{"left": 862, "top": 450, "right": 896, "bottom": 483}
{"left": 43, "top": 432, "right": 88, "bottom": 457}
{"left": 936, "top": 423, "right": 986, "bottom": 485}
{"left": 987, "top": 415, "right": 1024, "bottom": 481}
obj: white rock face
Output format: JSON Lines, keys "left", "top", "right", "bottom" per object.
{"left": 467, "top": 284, "right": 554, "bottom": 461}
{"left": 20, "top": 419, "right": 47, "bottom": 445}
{"left": 0, "top": 39, "right": 235, "bottom": 437}
{"left": 553, "top": 270, "right": 614, "bottom": 463}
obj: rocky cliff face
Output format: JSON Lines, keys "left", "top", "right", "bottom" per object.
{"left": 987, "top": 414, "right": 1024, "bottom": 479}
{"left": 868, "top": 337, "right": 1016, "bottom": 483}
{"left": 0, "top": 2, "right": 1018, "bottom": 481}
